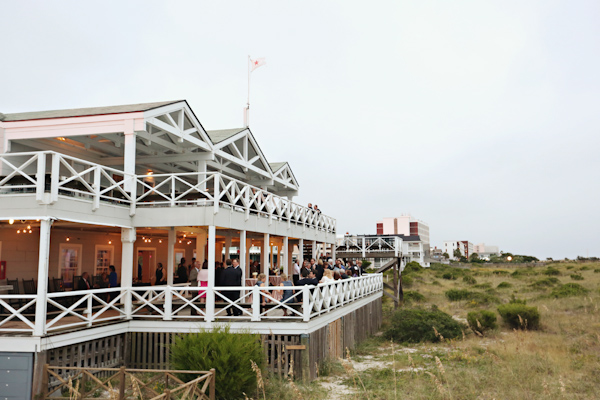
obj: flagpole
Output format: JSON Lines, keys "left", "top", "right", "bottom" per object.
{"left": 246, "top": 55, "right": 251, "bottom": 127}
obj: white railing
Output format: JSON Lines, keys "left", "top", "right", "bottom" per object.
{"left": 0, "top": 151, "right": 336, "bottom": 233}
{"left": 0, "top": 274, "right": 382, "bottom": 335}
{"left": 336, "top": 235, "right": 401, "bottom": 254}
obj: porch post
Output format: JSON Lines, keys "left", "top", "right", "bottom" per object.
{"left": 262, "top": 233, "right": 269, "bottom": 287}
{"left": 245, "top": 237, "right": 252, "bottom": 277}
{"left": 331, "top": 241, "right": 336, "bottom": 261}
{"left": 167, "top": 228, "right": 175, "bottom": 285}
{"left": 224, "top": 236, "right": 232, "bottom": 261}
{"left": 123, "top": 128, "right": 136, "bottom": 193}
{"left": 206, "top": 225, "right": 216, "bottom": 321}
{"left": 33, "top": 218, "right": 52, "bottom": 336}
{"left": 196, "top": 229, "right": 207, "bottom": 264}
{"left": 282, "top": 236, "right": 289, "bottom": 276}
{"left": 121, "top": 228, "right": 136, "bottom": 319}
{"left": 312, "top": 241, "right": 317, "bottom": 260}
{"left": 298, "top": 238, "right": 304, "bottom": 267}
{"left": 239, "top": 230, "right": 247, "bottom": 284}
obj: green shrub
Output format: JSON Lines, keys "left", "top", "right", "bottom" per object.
{"left": 492, "top": 270, "right": 510, "bottom": 276}
{"left": 445, "top": 289, "right": 472, "bottom": 301}
{"left": 566, "top": 266, "right": 574, "bottom": 270}
{"left": 384, "top": 308, "right": 466, "bottom": 343}
{"left": 361, "top": 260, "right": 372, "bottom": 269}
{"left": 170, "top": 326, "right": 265, "bottom": 400}
{"left": 497, "top": 303, "right": 540, "bottom": 330}
{"left": 431, "top": 280, "right": 441, "bottom": 286}
{"left": 594, "top": 269, "right": 600, "bottom": 273}
{"left": 570, "top": 274, "right": 584, "bottom": 281}
{"left": 579, "top": 266, "right": 591, "bottom": 271}
{"left": 473, "top": 283, "right": 492, "bottom": 289}
{"left": 509, "top": 295, "right": 527, "bottom": 304}
{"left": 401, "top": 274, "right": 414, "bottom": 287}
{"left": 511, "top": 268, "right": 538, "bottom": 277}
{"left": 463, "top": 275, "right": 477, "bottom": 285}
{"left": 497, "top": 282, "right": 512, "bottom": 289}
{"left": 445, "top": 289, "right": 499, "bottom": 305}
{"left": 467, "top": 310, "right": 497, "bottom": 332}
{"left": 442, "top": 272, "right": 458, "bottom": 280}
{"left": 551, "top": 283, "right": 589, "bottom": 298}
{"left": 530, "top": 277, "right": 560, "bottom": 289}
{"left": 404, "top": 261, "right": 423, "bottom": 274}
{"left": 404, "top": 291, "right": 426, "bottom": 303}
{"left": 544, "top": 267, "right": 561, "bottom": 276}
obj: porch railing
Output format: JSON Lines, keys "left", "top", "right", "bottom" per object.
{"left": 0, "top": 274, "right": 383, "bottom": 335}
{"left": 0, "top": 151, "right": 336, "bottom": 233}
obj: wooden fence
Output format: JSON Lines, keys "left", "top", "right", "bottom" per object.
{"left": 41, "top": 365, "right": 215, "bottom": 400}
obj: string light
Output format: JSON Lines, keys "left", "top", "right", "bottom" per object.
{"left": 17, "top": 230, "right": 20, "bottom": 234}
{"left": 159, "top": 239, "right": 162, "bottom": 244}
{"left": 9, "top": 219, "right": 14, "bottom": 225}
{"left": 66, "top": 237, "right": 70, "bottom": 242}
{"left": 28, "top": 230, "right": 32, "bottom": 234}
{"left": 108, "top": 240, "right": 112, "bottom": 244}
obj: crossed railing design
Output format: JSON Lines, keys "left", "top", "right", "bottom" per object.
{"left": 0, "top": 274, "right": 383, "bottom": 335}
{"left": 336, "top": 236, "right": 401, "bottom": 253}
{"left": 0, "top": 151, "right": 336, "bottom": 232}
{"left": 42, "top": 365, "right": 215, "bottom": 400}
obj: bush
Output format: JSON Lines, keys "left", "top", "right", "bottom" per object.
{"left": 497, "top": 303, "right": 540, "bottom": 330}
{"left": 473, "top": 283, "right": 492, "bottom": 290}
{"left": 401, "top": 274, "right": 414, "bottom": 287}
{"left": 442, "top": 272, "right": 458, "bottom": 280}
{"left": 384, "top": 308, "right": 466, "bottom": 343}
{"left": 595, "top": 269, "right": 600, "bottom": 273}
{"left": 497, "top": 282, "right": 512, "bottom": 289}
{"left": 404, "top": 291, "right": 426, "bottom": 303}
{"left": 492, "top": 270, "right": 510, "bottom": 276}
{"left": 579, "top": 266, "right": 591, "bottom": 271}
{"left": 530, "top": 277, "right": 560, "bottom": 289}
{"left": 463, "top": 276, "right": 477, "bottom": 285}
{"left": 511, "top": 268, "right": 538, "bottom": 277}
{"left": 361, "top": 260, "right": 372, "bottom": 269}
{"left": 170, "top": 326, "right": 265, "bottom": 400}
{"left": 445, "top": 289, "right": 499, "bottom": 306}
{"left": 467, "top": 310, "right": 497, "bottom": 333}
{"left": 570, "top": 274, "right": 584, "bottom": 281}
{"left": 404, "top": 261, "right": 422, "bottom": 274}
{"left": 551, "top": 283, "right": 589, "bottom": 298}
{"left": 544, "top": 267, "right": 561, "bottom": 276}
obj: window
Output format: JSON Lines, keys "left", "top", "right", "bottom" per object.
{"left": 59, "top": 244, "right": 82, "bottom": 289}
{"left": 95, "top": 245, "right": 114, "bottom": 276}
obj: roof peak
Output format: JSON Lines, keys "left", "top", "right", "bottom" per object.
{"left": 2, "top": 100, "right": 185, "bottom": 122}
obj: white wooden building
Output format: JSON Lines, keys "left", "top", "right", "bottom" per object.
{"left": 0, "top": 100, "right": 382, "bottom": 394}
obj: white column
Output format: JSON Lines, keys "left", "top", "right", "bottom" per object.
{"left": 287, "top": 241, "right": 294, "bottom": 277}
{"left": 224, "top": 236, "right": 232, "bottom": 261}
{"left": 123, "top": 129, "right": 136, "bottom": 192}
{"left": 312, "top": 241, "right": 317, "bottom": 260}
{"left": 262, "top": 233, "right": 269, "bottom": 287}
{"left": 33, "top": 219, "right": 52, "bottom": 336}
{"left": 246, "top": 238, "right": 252, "bottom": 277}
{"left": 239, "top": 230, "right": 247, "bottom": 284}
{"left": 206, "top": 225, "right": 216, "bottom": 321}
{"left": 282, "top": 236, "right": 289, "bottom": 277}
{"left": 331, "top": 241, "right": 336, "bottom": 261}
{"left": 167, "top": 228, "right": 175, "bottom": 285}
{"left": 198, "top": 160, "right": 207, "bottom": 191}
{"left": 121, "top": 227, "right": 136, "bottom": 319}
{"left": 196, "top": 229, "right": 207, "bottom": 264}
{"left": 298, "top": 238, "right": 304, "bottom": 267}
{"left": 362, "top": 237, "right": 366, "bottom": 259}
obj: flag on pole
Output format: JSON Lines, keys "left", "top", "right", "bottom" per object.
{"left": 250, "top": 57, "right": 266, "bottom": 72}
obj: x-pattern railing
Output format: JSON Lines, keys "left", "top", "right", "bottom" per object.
{"left": 0, "top": 151, "right": 335, "bottom": 232}
{"left": 0, "top": 274, "right": 382, "bottom": 335}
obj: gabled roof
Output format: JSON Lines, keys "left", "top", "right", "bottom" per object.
{"left": 206, "top": 128, "right": 247, "bottom": 144}
{"left": 269, "top": 162, "right": 286, "bottom": 172}
{"left": 1, "top": 100, "right": 183, "bottom": 122}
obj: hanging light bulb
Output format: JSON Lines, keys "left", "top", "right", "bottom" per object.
{"left": 108, "top": 240, "right": 112, "bottom": 244}
{"left": 9, "top": 219, "right": 14, "bottom": 225}
{"left": 66, "top": 237, "right": 70, "bottom": 241}
{"left": 29, "top": 230, "right": 32, "bottom": 234}
{"left": 27, "top": 225, "right": 31, "bottom": 230}
{"left": 159, "top": 239, "right": 163, "bottom": 244}
{"left": 17, "top": 230, "right": 21, "bottom": 234}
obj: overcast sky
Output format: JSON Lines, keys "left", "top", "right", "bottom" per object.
{"left": 1, "top": 1, "right": 598, "bottom": 259}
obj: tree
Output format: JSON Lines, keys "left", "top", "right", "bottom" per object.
{"left": 469, "top": 253, "right": 480, "bottom": 263}
{"left": 442, "top": 252, "right": 449, "bottom": 260}
{"left": 453, "top": 248, "right": 462, "bottom": 259}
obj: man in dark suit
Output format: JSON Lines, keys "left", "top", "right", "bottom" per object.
{"left": 77, "top": 272, "right": 91, "bottom": 291}
{"left": 220, "top": 259, "right": 242, "bottom": 316}
{"left": 295, "top": 268, "right": 319, "bottom": 303}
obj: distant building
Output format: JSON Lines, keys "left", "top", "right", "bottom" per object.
{"left": 474, "top": 243, "right": 500, "bottom": 260}
{"left": 430, "top": 246, "right": 444, "bottom": 260}
{"left": 443, "top": 241, "right": 473, "bottom": 259}
{"left": 376, "top": 216, "right": 430, "bottom": 246}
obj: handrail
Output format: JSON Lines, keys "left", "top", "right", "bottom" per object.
{"left": 0, "top": 150, "right": 336, "bottom": 233}
{"left": 0, "top": 274, "right": 382, "bottom": 335}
